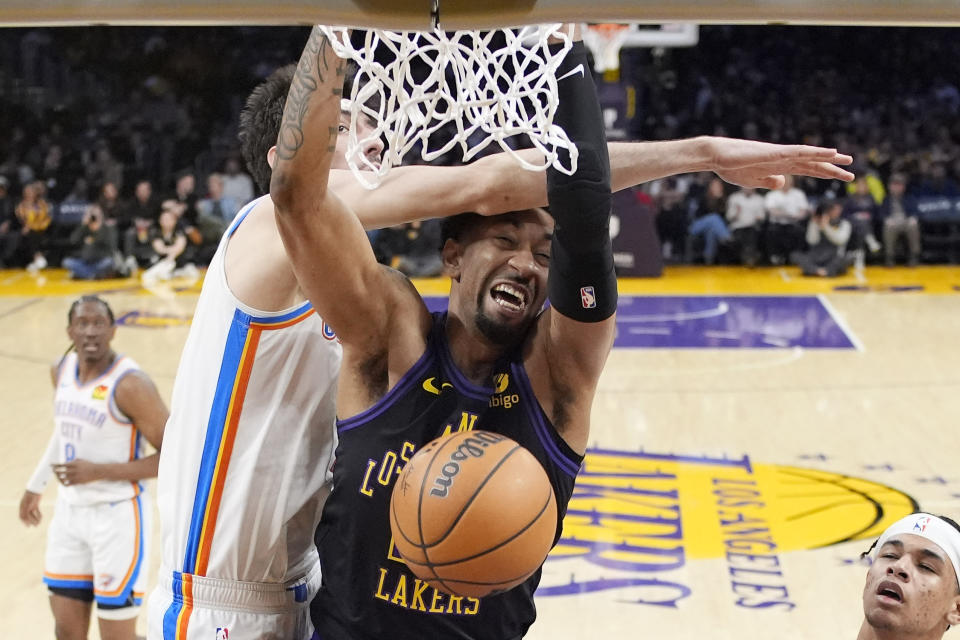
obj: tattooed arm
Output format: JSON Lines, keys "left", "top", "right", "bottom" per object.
{"left": 270, "top": 27, "right": 430, "bottom": 371}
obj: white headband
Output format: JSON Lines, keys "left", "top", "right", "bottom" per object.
{"left": 873, "top": 513, "right": 960, "bottom": 587}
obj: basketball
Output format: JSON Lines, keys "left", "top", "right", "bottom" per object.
{"left": 389, "top": 430, "right": 558, "bottom": 598}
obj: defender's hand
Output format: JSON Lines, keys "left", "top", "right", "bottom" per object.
{"left": 705, "top": 137, "right": 854, "bottom": 190}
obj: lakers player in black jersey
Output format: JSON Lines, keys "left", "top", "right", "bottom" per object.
{"left": 270, "top": 25, "right": 854, "bottom": 640}
{"left": 270, "top": 28, "right": 613, "bottom": 638}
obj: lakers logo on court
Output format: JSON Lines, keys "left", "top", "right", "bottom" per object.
{"left": 538, "top": 448, "right": 918, "bottom": 610}
{"left": 115, "top": 310, "right": 193, "bottom": 328}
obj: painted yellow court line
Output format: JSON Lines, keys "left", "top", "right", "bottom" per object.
{"left": 2, "top": 266, "right": 959, "bottom": 298}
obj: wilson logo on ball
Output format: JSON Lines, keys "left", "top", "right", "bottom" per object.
{"left": 430, "top": 431, "right": 505, "bottom": 498}
{"left": 390, "top": 429, "right": 558, "bottom": 599}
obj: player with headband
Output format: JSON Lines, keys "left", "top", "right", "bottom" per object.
{"left": 859, "top": 513, "right": 960, "bottom": 640}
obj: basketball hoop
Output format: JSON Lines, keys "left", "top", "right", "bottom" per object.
{"left": 582, "top": 23, "right": 631, "bottom": 73}
{"left": 320, "top": 25, "right": 580, "bottom": 189}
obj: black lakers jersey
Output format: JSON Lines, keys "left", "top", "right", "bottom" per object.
{"left": 311, "top": 312, "right": 583, "bottom": 640}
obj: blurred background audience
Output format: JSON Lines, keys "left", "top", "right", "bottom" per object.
{"left": 2, "top": 25, "right": 959, "bottom": 275}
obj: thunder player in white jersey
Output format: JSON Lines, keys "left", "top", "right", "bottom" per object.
{"left": 149, "top": 38, "right": 855, "bottom": 640}
{"left": 20, "top": 295, "right": 168, "bottom": 640}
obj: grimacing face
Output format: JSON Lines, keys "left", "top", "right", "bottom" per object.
{"left": 863, "top": 534, "right": 960, "bottom": 636}
{"left": 446, "top": 210, "right": 554, "bottom": 347}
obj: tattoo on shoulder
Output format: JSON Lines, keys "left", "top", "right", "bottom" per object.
{"left": 276, "top": 26, "right": 346, "bottom": 161}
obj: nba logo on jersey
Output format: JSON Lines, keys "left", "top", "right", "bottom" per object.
{"left": 913, "top": 516, "right": 930, "bottom": 533}
{"left": 215, "top": 629, "right": 229, "bottom": 639}
{"left": 580, "top": 286, "right": 597, "bottom": 309}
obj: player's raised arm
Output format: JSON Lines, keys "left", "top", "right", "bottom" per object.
{"left": 331, "top": 138, "right": 852, "bottom": 231}
{"left": 528, "top": 31, "right": 616, "bottom": 455}
{"left": 270, "top": 27, "right": 414, "bottom": 349}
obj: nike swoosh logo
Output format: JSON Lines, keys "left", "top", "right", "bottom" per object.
{"left": 422, "top": 377, "right": 453, "bottom": 395}
{"left": 557, "top": 64, "right": 586, "bottom": 82}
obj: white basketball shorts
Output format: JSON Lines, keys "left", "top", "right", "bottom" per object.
{"left": 43, "top": 492, "right": 151, "bottom": 620}
{"left": 147, "top": 559, "right": 320, "bottom": 640}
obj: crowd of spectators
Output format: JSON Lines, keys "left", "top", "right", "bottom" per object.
{"left": 624, "top": 25, "right": 960, "bottom": 271}
{"left": 1, "top": 25, "right": 959, "bottom": 280}
{"left": 0, "top": 26, "right": 302, "bottom": 278}
{"left": 647, "top": 170, "right": 934, "bottom": 272}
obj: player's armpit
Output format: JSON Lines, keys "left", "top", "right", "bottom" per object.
{"left": 223, "top": 199, "right": 301, "bottom": 312}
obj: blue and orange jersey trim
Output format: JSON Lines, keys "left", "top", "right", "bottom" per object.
{"left": 163, "top": 572, "right": 195, "bottom": 639}
{"left": 164, "top": 301, "right": 315, "bottom": 638}
{"left": 41, "top": 496, "right": 144, "bottom": 604}
{"left": 248, "top": 303, "right": 316, "bottom": 331}
{"left": 43, "top": 571, "right": 94, "bottom": 590}
{"left": 107, "top": 368, "right": 137, "bottom": 425}
{"left": 72, "top": 353, "right": 127, "bottom": 390}
{"left": 94, "top": 494, "right": 145, "bottom": 606}
{"left": 226, "top": 198, "right": 261, "bottom": 238}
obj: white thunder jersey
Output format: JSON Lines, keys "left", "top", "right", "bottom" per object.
{"left": 156, "top": 196, "right": 340, "bottom": 586}
{"left": 54, "top": 352, "right": 146, "bottom": 505}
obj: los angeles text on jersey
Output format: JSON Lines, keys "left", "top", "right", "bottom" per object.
{"left": 358, "top": 411, "right": 482, "bottom": 498}
{"left": 358, "top": 414, "right": 484, "bottom": 617}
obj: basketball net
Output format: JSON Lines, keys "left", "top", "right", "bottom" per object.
{"left": 582, "top": 23, "right": 630, "bottom": 73}
{"left": 320, "top": 25, "right": 579, "bottom": 189}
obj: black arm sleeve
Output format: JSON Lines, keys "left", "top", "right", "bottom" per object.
{"left": 546, "top": 40, "right": 617, "bottom": 322}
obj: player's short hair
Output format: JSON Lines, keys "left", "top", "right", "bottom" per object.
{"left": 239, "top": 60, "right": 363, "bottom": 195}
{"left": 440, "top": 209, "right": 552, "bottom": 251}
{"left": 942, "top": 514, "right": 960, "bottom": 594}
{"left": 239, "top": 64, "right": 297, "bottom": 195}
{"left": 67, "top": 295, "right": 115, "bottom": 326}
{"left": 439, "top": 212, "right": 486, "bottom": 248}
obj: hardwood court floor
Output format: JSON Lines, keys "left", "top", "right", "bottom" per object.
{"left": 1, "top": 265, "right": 959, "bottom": 639}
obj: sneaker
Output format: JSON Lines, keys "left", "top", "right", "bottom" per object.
{"left": 27, "top": 255, "right": 48, "bottom": 273}
{"left": 172, "top": 263, "right": 199, "bottom": 280}
{"left": 853, "top": 249, "right": 865, "bottom": 271}
{"left": 124, "top": 255, "right": 138, "bottom": 277}
{"left": 866, "top": 235, "right": 882, "bottom": 254}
